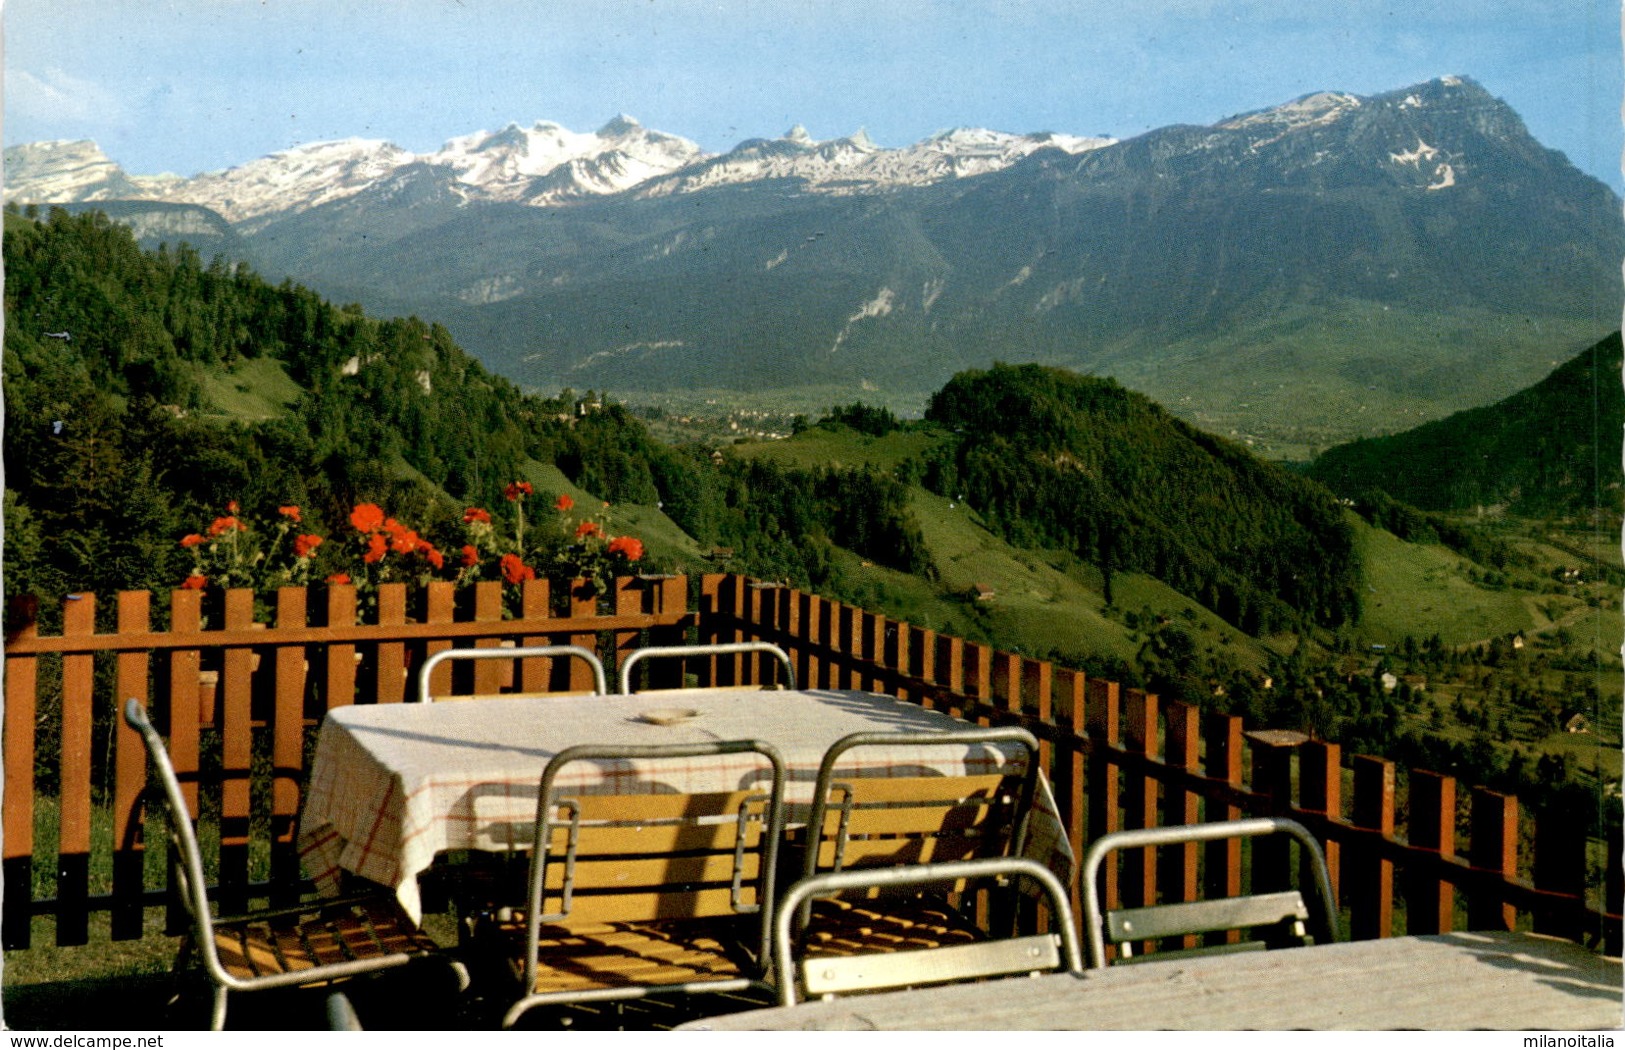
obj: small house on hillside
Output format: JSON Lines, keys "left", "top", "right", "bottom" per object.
{"left": 970, "top": 583, "right": 996, "bottom": 603}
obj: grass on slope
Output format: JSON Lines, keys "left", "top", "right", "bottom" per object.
{"left": 737, "top": 424, "right": 943, "bottom": 472}
{"left": 905, "top": 488, "right": 1272, "bottom": 674}
{"left": 1352, "top": 515, "right": 1549, "bottom": 647}
{"left": 199, "top": 356, "right": 304, "bottom": 419}
{"left": 523, "top": 461, "right": 707, "bottom": 571}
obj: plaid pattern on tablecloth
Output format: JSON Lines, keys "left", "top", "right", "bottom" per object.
{"left": 298, "top": 689, "right": 1076, "bottom": 922}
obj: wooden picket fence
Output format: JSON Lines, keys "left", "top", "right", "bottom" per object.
{"left": 4, "top": 573, "right": 1619, "bottom": 955}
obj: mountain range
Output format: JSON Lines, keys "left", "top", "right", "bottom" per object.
{"left": 7, "top": 75, "right": 1619, "bottom": 454}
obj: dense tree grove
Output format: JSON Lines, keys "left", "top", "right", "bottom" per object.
{"left": 923, "top": 363, "right": 1363, "bottom": 633}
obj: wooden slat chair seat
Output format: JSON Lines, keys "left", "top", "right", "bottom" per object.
{"left": 775, "top": 858, "right": 1084, "bottom": 1005}
{"left": 796, "top": 895, "right": 985, "bottom": 957}
{"left": 489, "top": 918, "right": 757, "bottom": 995}
{"left": 798, "top": 729, "right": 1041, "bottom": 961}
{"left": 491, "top": 741, "right": 787, "bottom": 1029}
{"left": 617, "top": 642, "right": 797, "bottom": 695}
{"left": 210, "top": 895, "right": 443, "bottom": 980}
{"left": 1079, "top": 817, "right": 1340, "bottom": 969}
{"left": 123, "top": 700, "right": 467, "bottom": 1031}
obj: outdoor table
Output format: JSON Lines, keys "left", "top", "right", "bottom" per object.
{"left": 297, "top": 688, "right": 1074, "bottom": 923}
{"left": 676, "top": 930, "right": 1623, "bottom": 1030}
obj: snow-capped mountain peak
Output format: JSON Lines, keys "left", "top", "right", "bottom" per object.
{"left": 8, "top": 113, "right": 1110, "bottom": 218}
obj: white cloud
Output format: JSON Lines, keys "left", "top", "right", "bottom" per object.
{"left": 5, "top": 66, "right": 127, "bottom": 125}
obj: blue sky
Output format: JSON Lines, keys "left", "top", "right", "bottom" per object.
{"left": 5, "top": 0, "right": 1621, "bottom": 191}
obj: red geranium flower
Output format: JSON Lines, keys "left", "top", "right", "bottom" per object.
{"left": 278, "top": 505, "right": 302, "bottom": 522}
{"left": 181, "top": 574, "right": 207, "bottom": 590}
{"left": 463, "top": 507, "right": 491, "bottom": 525}
{"left": 350, "top": 503, "right": 386, "bottom": 533}
{"left": 389, "top": 525, "right": 422, "bottom": 555}
{"left": 326, "top": 573, "right": 352, "bottom": 585}
{"left": 226, "top": 500, "right": 240, "bottom": 514}
{"left": 179, "top": 533, "right": 206, "bottom": 548}
{"left": 554, "top": 493, "right": 575, "bottom": 513}
{"left": 575, "top": 520, "right": 602, "bottom": 540}
{"left": 208, "top": 515, "right": 240, "bottom": 537}
{"left": 293, "top": 534, "right": 324, "bottom": 558}
{"left": 363, "top": 533, "right": 389, "bottom": 563}
{"left": 505, "top": 480, "right": 534, "bottom": 502}
{"left": 608, "top": 536, "right": 644, "bottom": 562}
{"left": 460, "top": 544, "right": 480, "bottom": 568}
{"left": 424, "top": 546, "right": 445, "bottom": 570}
{"left": 500, "top": 552, "right": 535, "bottom": 585}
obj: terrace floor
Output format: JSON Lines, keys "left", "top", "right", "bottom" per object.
{"left": 1, "top": 913, "right": 776, "bottom": 1032}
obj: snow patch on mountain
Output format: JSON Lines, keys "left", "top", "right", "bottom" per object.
{"left": 1390, "top": 139, "right": 1440, "bottom": 167}
{"left": 830, "top": 287, "right": 897, "bottom": 352}
{"left": 637, "top": 125, "right": 1112, "bottom": 198}
{"left": 425, "top": 115, "right": 705, "bottom": 204}
{"left": 168, "top": 139, "right": 415, "bottom": 228}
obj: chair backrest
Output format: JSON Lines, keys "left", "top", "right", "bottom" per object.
{"left": 803, "top": 727, "right": 1040, "bottom": 882}
{"left": 774, "top": 857, "right": 1083, "bottom": 1005}
{"left": 617, "top": 642, "right": 796, "bottom": 695}
{"left": 416, "top": 644, "right": 607, "bottom": 702}
{"left": 518, "top": 740, "right": 787, "bottom": 990}
{"left": 123, "top": 700, "right": 220, "bottom": 961}
{"left": 1079, "top": 817, "right": 1339, "bottom": 969}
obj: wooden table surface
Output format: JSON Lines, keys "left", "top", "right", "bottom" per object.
{"left": 679, "top": 930, "right": 1623, "bottom": 1030}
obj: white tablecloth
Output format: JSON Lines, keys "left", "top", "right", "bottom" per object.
{"left": 298, "top": 688, "right": 1074, "bottom": 922}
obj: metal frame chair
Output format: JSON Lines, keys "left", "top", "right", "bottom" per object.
{"left": 774, "top": 857, "right": 1083, "bottom": 1005}
{"left": 1079, "top": 817, "right": 1340, "bottom": 969}
{"left": 415, "top": 644, "right": 607, "bottom": 702}
{"left": 794, "top": 727, "right": 1041, "bottom": 961}
{"left": 493, "top": 740, "right": 787, "bottom": 1028}
{"left": 617, "top": 641, "right": 796, "bottom": 695}
{"left": 123, "top": 699, "right": 467, "bottom": 1030}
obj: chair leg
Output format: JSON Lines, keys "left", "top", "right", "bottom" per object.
{"left": 210, "top": 987, "right": 229, "bottom": 1032}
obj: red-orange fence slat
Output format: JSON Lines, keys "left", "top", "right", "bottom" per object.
{"left": 1164, "top": 701, "right": 1202, "bottom": 951}
{"left": 421, "top": 581, "right": 457, "bottom": 699}
{"left": 1348, "top": 755, "right": 1396, "bottom": 940}
{"left": 3, "top": 597, "right": 40, "bottom": 948}
{"left": 57, "top": 592, "right": 97, "bottom": 946}
{"left": 1299, "top": 739, "right": 1342, "bottom": 910}
{"left": 1085, "top": 677, "right": 1122, "bottom": 957}
{"left": 1202, "top": 711, "right": 1244, "bottom": 950}
{"left": 217, "top": 589, "right": 256, "bottom": 916}
{"left": 1469, "top": 787, "right": 1519, "bottom": 932}
{"left": 164, "top": 589, "right": 204, "bottom": 936}
{"left": 470, "top": 582, "right": 505, "bottom": 696}
{"left": 270, "top": 587, "right": 308, "bottom": 907}
{"left": 1119, "top": 688, "right": 1159, "bottom": 953}
{"left": 517, "top": 577, "right": 554, "bottom": 692}
{"left": 374, "top": 584, "right": 409, "bottom": 704}
{"left": 1407, "top": 769, "right": 1457, "bottom": 936}
{"left": 112, "top": 591, "right": 152, "bottom": 938}
{"left": 322, "top": 585, "right": 358, "bottom": 713}
{"left": 1246, "top": 731, "right": 1301, "bottom": 894}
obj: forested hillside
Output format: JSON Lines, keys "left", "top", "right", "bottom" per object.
{"left": 1306, "top": 331, "right": 1624, "bottom": 517}
{"left": 1, "top": 207, "right": 927, "bottom": 608}
{"left": 922, "top": 364, "right": 1362, "bottom": 634}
